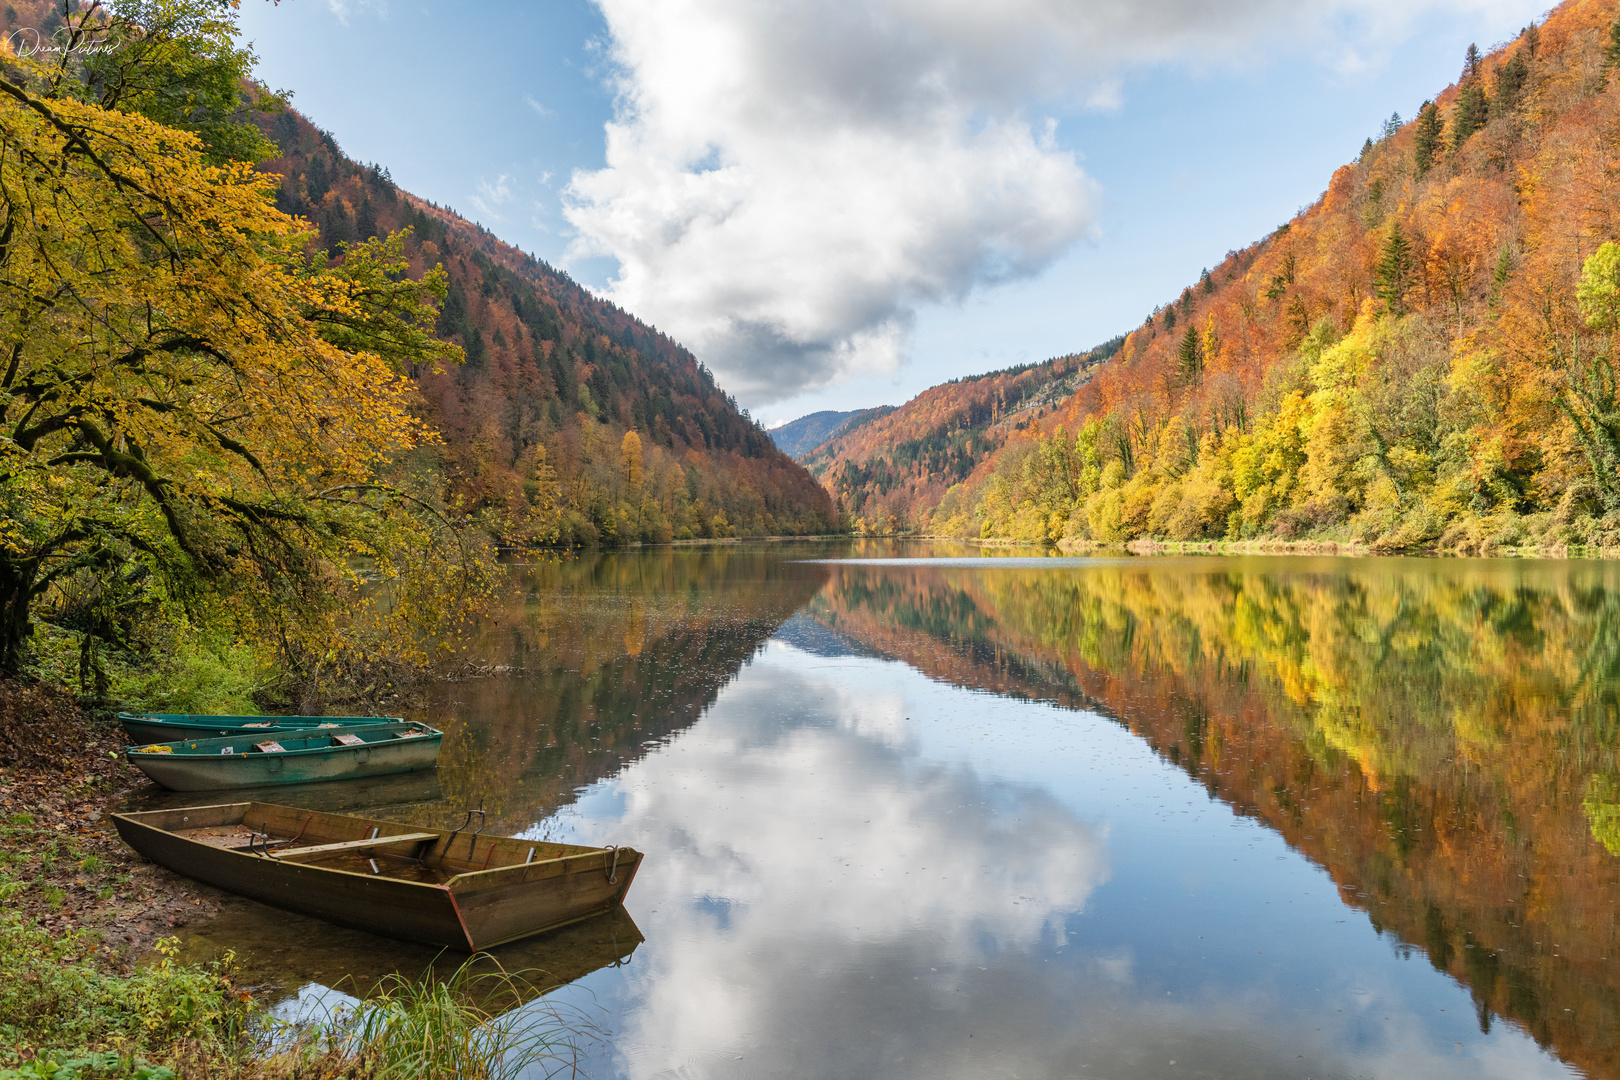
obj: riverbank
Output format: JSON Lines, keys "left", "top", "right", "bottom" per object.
{"left": 883, "top": 533, "right": 1620, "bottom": 559}
{"left": 0, "top": 682, "right": 246, "bottom": 1075}
{"left": 0, "top": 686, "right": 267, "bottom": 1077}
{"left": 1081, "top": 536, "right": 1620, "bottom": 559}
{"left": 0, "top": 684, "right": 223, "bottom": 966}
{"left": 0, "top": 682, "right": 594, "bottom": 1079}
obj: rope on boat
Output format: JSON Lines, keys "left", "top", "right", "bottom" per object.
{"left": 605, "top": 844, "right": 620, "bottom": 885}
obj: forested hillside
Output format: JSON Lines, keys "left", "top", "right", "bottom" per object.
{"left": 257, "top": 110, "right": 836, "bottom": 546}
{"left": 802, "top": 343, "right": 1119, "bottom": 533}
{"left": 0, "top": 0, "right": 833, "bottom": 712}
{"left": 835, "top": 0, "right": 1620, "bottom": 552}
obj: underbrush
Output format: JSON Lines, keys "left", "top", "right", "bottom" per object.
{"left": 0, "top": 919, "right": 593, "bottom": 1080}
{"left": 27, "top": 623, "right": 264, "bottom": 716}
{"left": 0, "top": 920, "right": 248, "bottom": 1067}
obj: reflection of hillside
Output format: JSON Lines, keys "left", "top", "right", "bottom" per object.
{"left": 410, "top": 548, "right": 830, "bottom": 834}
{"left": 811, "top": 559, "right": 1620, "bottom": 1080}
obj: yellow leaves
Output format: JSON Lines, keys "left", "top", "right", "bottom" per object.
{"left": 1231, "top": 392, "right": 1311, "bottom": 506}
{"left": 1308, "top": 320, "right": 1375, "bottom": 409}
{"left": 1386, "top": 445, "right": 1435, "bottom": 488}
{"left": 0, "top": 76, "right": 489, "bottom": 679}
{"left": 1576, "top": 240, "right": 1620, "bottom": 331}
{"left": 1582, "top": 775, "right": 1620, "bottom": 858}
{"left": 620, "top": 430, "right": 644, "bottom": 488}
{"left": 1199, "top": 313, "right": 1223, "bottom": 372}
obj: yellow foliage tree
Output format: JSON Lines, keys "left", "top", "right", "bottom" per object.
{"left": 0, "top": 62, "right": 488, "bottom": 689}
{"left": 620, "top": 429, "right": 644, "bottom": 488}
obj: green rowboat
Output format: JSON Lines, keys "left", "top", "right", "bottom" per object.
{"left": 126, "top": 722, "right": 442, "bottom": 792}
{"left": 119, "top": 712, "right": 401, "bottom": 744}
{"left": 111, "top": 801, "right": 644, "bottom": 950}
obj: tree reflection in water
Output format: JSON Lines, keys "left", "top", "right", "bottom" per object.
{"left": 810, "top": 554, "right": 1620, "bottom": 1078}
{"left": 153, "top": 546, "right": 1617, "bottom": 1079}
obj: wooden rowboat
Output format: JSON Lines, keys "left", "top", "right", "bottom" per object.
{"left": 119, "top": 712, "right": 401, "bottom": 744}
{"left": 111, "top": 801, "right": 644, "bottom": 951}
{"left": 126, "top": 723, "right": 442, "bottom": 792}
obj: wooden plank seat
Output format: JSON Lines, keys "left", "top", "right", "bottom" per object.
{"left": 269, "top": 831, "right": 440, "bottom": 859}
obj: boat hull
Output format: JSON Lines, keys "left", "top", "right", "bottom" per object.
{"left": 126, "top": 724, "right": 442, "bottom": 792}
{"left": 111, "top": 802, "right": 643, "bottom": 951}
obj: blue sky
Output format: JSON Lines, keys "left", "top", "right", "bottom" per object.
{"left": 239, "top": 0, "right": 1548, "bottom": 427}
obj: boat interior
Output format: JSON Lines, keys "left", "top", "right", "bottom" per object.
{"left": 122, "top": 713, "right": 398, "bottom": 725}
{"left": 132, "top": 725, "right": 437, "bottom": 757}
{"left": 132, "top": 802, "right": 607, "bottom": 885}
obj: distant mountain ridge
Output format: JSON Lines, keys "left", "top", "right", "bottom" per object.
{"left": 804, "top": 340, "right": 1122, "bottom": 530}
{"left": 768, "top": 408, "right": 892, "bottom": 459}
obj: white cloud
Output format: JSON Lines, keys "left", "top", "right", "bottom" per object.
{"left": 1084, "top": 78, "right": 1124, "bottom": 114}
{"left": 565, "top": 0, "right": 1542, "bottom": 406}
{"left": 321, "top": 0, "right": 387, "bottom": 27}
{"left": 522, "top": 94, "right": 556, "bottom": 119}
{"left": 559, "top": 652, "right": 1111, "bottom": 1077}
{"left": 470, "top": 174, "right": 515, "bottom": 221}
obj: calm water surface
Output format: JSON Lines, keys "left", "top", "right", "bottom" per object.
{"left": 154, "top": 542, "right": 1620, "bottom": 1079}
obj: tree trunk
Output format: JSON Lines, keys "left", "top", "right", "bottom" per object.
{"left": 0, "top": 561, "right": 37, "bottom": 677}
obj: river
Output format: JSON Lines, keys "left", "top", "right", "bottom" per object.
{"left": 154, "top": 541, "right": 1620, "bottom": 1079}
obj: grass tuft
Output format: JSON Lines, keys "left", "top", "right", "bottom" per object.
{"left": 1, "top": 926, "right": 594, "bottom": 1080}
{"left": 294, "top": 957, "right": 597, "bottom": 1080}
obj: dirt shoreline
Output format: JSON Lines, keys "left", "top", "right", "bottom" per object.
{"left": 0, "top": 686, "right": 222, "bottom": 970}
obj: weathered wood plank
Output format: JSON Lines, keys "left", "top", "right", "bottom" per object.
{"left": 274, "top": 832, "right": 439, "bottom": 858}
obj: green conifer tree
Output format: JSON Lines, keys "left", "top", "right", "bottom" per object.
{"left": 1200, "top": 268, "right": 1214, "bottom": 295}
{"left": 1488, "top": 246, "right": 1513, "bottom": 310}
{"left": 1413, "top": 101, "right": 1442, "bottom": 175}
{"left": 1375, "top": 221, "right": 1414, "bottom": 317}
{"left": 1163, "top": 304, "right": 1177, "bottom": 332}
{"left": 1452, "top": 83, "right": 1489, "bottom": 149}
{"left": 1495, "top": 53, "right": 1528, "bottom": 115}
{"left": 1383, "top": 112, "right": 1402, "bottom": 139}
{"left": 1602, "top": 17, "right": 1620, "bottom": 88}
{"left": 1451, "top": 46, "right": 1489, "bottom": 149}
{"left": 1177, "top": 324, "right": 1202, "bottom": 385}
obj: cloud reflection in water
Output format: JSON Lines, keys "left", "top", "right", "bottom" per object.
{"left": 546, "top": 640, "right": 1577, "bottom": 1080}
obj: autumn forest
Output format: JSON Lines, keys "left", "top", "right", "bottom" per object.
{"left": 0, "top": 0, "right": 833, "bottom": 706}
{"left": 805, "top": 0, "right": 1620, "bottom": 557}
